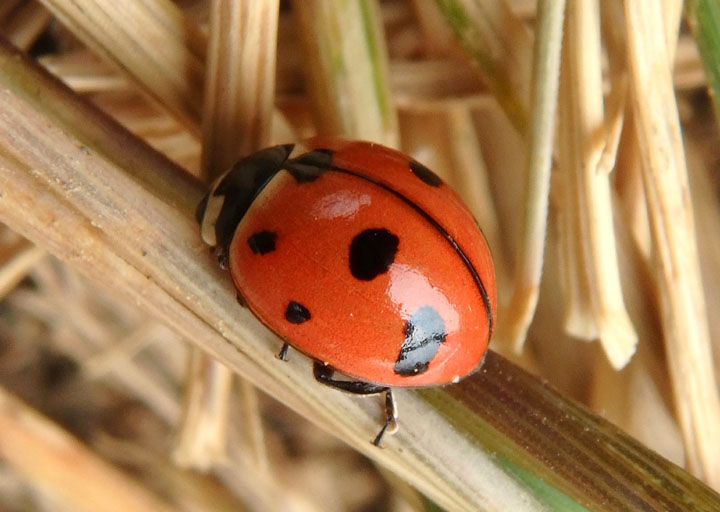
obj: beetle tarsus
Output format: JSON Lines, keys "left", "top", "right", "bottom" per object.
{"left": 372, "top": 390, "right": 398, "bottom": 447}
{"left": 276, "top": 343, "right": 290, "bottom": 360}
{"left": 215, "top": 247, "right": 229, "bottom": 269}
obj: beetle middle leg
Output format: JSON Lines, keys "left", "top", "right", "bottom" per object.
{"left": 276, "top": 343, "right": 290, "bottom": 360}
{"left": 312, "top": 362, "right": 397, "bottom": 447}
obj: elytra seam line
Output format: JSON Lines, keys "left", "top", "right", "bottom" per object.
{"left": 328, "top": 165, "right": 494, "bottom": 339}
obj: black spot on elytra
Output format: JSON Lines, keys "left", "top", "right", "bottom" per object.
{"left": 285, "top": 301, "right": 311, "bottom": 324}
{"left": 349, "top": 228, "right": 399, "bottom": 281}
{"left": 394, "top": 306, "right": 447, "bottom": 376}
{"left": 409, "top": 160, "right": 443, "bottom": 187}
{"left": 247, "top": 230, "right": 277, "bottom": 255}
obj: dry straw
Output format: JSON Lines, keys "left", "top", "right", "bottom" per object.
{"left": 1, "top": 1, "right": 720, "bottom": 510}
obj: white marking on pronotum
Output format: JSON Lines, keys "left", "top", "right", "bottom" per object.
{"left": 199, "top": 169, "right": 231, "bottom": 246}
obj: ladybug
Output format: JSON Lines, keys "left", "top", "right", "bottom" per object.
{"left": 197, "top": 137, "right": 496, "bottom": 446}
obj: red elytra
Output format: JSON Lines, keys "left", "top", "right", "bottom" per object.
{"left": 197, "top": 137, "right": 496, "bottom": 443}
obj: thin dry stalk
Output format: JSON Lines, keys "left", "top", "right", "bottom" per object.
{"left": 200, "top": 0, "right": 280, "bottom": 177}
{"left": 557, "top": 0, "right": 637, "bottom": 368}
{"left": 0, "top": 1, "right": 24, "bottom": 21}
{"left": 40, "top": 51, "right": 130, "bottom": 94}
{"left": 0, "top": 386, "right": 175, "bottom": 512}
{"left": 433, "top": 0, "right": 533, "bottom": 131}
{"left": 38, "top": 0, "right": 206, "bottom": 135}
{"left": 595, "top": 23, "right": 626, "bottom": 180}
{"left": 444, "top": 103, "right": 503, "bottom": 263}
{"left": 93, "top": 436, "right": 260, "bottom": 512}
{"left": 588, "top": 224, "right": 685, "bottom": 466}
{"left": 291, "top": 0, "right": 398, "bottom": 146}
{"left": 624, "top": 1, "right": 720, "bottom": 486}
{"left": 238, "top": 378, "right": 269, "bottom": 475}
{"left": 1, "top": 1, "right": 51, "bottom": 50}
{"left": 496, "top": 0, "right": 564, "bottom": 352}
{"left": 662, "top": 0, "right": 684, "bottom": 55}
{"left": 81, "top": 321, "right": 183, "bottom": 424}
{"left": 0, "top": 240, "right": 45, "bottom": 298}
{"left": 174, "top": 349, "right": 233, "bottom": 469}
{"left": 175, "top": 0, "right": 280, "bottom": 474}
{"left": 410, "top": 0, "right": 457, "bottom": 56}
{"left": 604, "top": 0, "right": 682, "bottom": 260}
{"left": 89, "top": 90, "right": 202, "bottom": 171}
{"left": 5, "top": 255, "right": 185, "bottom": 425}
{"left": 684, "top": 136, "right": 720, "bottom": 377}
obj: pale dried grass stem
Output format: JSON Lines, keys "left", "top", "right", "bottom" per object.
{"left": 557, "top": 0, "right": 637, "bottom": 369}
{"left": 292, "top": 0, "right": 398, "bottom": 146}
{"left": 81, "top": 322, "right": 182, "bottom": 424}
{"left": 684, "top": 138, "right": 720, "bottom": 392}
{"left": 175, "top": 0, "right": 280, "bottom": 473}
{"left": 83, "top": 322, "right": 167, "bottom": 379}
{"left": 173, "top": 349, "right": 233, "bottom": 470}
{"left": 445, "top": 103, "right": 503, "bottom": 262}
{"left": 496, "top": 0, "right": 564, "bottom": 353}
{"left": 6, "top": 261, "right": 185, "bottom": 424}
{"left": 238, "top": 379, "right": 269, "bottom": 475}
{"left": 433, "top": 0, "right": 533, "bottom": 131}
{"left": 663, "top": 0, "right": 684, "bottom": 57}
{"left": 40, "top": 51, "right": 131, "bottom": 94}
{"left": 624, "top": 1, "right": 720, "bottom": 486}
{"left": 200, "top": 0, "right": 281, "bottom": 178}
{"left": 410, "top": 0, "right": 458, "bottom": 57}
{"left": 38, "top": 0, "right": 205, "bottom": 135}
{"left": 0, "top": 387, "right": 175, "bottom": 512}
{"left": 595, "top": 81, "right": 626, "bottom": 176}
{"left": 612, "top": 0, "right": 683, "bottom": 260}
{"left": 1, "top": 1, "right": 51, "bottom": 50}
{"left": 0, "top": 241, "right": 45, "bottom": 299}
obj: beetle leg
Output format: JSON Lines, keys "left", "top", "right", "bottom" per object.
{"left": 312, "top": 362, "right": 396, "bottom": 447}
{"left": 312, "top": 362, "right": 387, "bottom": 393}
{"left": 372, "top": 389, "right": 398, "bottom": 447}
{"left": 276, "top": 343, "right": 290, "bottom": 360}
{"left": 214, "top": 246, "right": 229, "bottom": 269}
